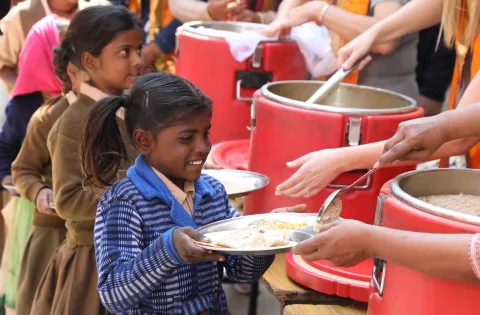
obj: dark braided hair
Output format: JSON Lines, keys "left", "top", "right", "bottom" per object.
{"left": 43, "top": 18, "right": 71, "bottom": 107}
{"left": 53, "top": 46, "right": 72, "bottom": 95}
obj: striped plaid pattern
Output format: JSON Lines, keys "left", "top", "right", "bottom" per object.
{"left": 94, "top": 156, "right": 274, "bottom": 314}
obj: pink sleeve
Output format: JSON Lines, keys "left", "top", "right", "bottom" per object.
{"left": 468, "top": 233, "right": 480, "bottom": 280}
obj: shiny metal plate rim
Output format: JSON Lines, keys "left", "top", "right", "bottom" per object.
{"left": 201, "top": 169, "right": 270, "bottom": 198}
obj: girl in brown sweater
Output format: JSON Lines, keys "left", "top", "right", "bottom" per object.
{"left": 10, "top": 37, "right": 88, "bottom": 315}
{"left": 31, "top": 6, "right": 144, "bottom": 315}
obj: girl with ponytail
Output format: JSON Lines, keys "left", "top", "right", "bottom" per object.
{"left": 31, "top": 6, "right": 143, "bottom": 315}
{"left": 0, "top": 14, "right": 69, "bottom": 314}
{"left": 10, "top": 14, "right": 87, "bottom": 314}
{"left": 81, "top": 72, "right": 304, "bottom": 314}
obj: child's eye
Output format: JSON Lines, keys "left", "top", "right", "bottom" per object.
{"left": 120, "top": 48, "right": 129, "bottom": 56}
{"left": 179, "top": 136, "right": 193, "bottom": 142}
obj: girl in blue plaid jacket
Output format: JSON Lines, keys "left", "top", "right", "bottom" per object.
{"left": 80, "top": 73, "right": 305, "bottom": 314}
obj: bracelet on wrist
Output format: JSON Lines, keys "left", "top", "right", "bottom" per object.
{"left": 315, "top": 3, "right": 330, "bottom": 26}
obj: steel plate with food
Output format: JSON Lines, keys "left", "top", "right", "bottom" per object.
{"left": 195, "top": 213, "right": 315, "bottom": 255}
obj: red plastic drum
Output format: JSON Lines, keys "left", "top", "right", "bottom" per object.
{"left": 368, "top": 169, "right": 480, "bottom": 315}
{"left": 244, "top": 81, "right": 423, "bottom": 225}
{"left": 175, "top": 22, "right": 308, "bottom": 144}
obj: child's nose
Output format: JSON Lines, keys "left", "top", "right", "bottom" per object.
{"left": 196, "top": 138, "right": 211, "bottom": 154}
{"left": 132, "top": 51, "right": 143, "bottom": 70}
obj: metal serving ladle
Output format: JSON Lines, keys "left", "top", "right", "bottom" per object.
{"left": 315, "top": 167, "right": 378, "bottom": 226}
{"left": 305, "top": 59, "right": 364, "bottom": 105}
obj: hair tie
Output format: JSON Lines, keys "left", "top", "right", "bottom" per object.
{"left": 121, "top": 94, "right": 131, "bottom": 109}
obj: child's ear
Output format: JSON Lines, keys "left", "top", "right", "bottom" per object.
{"left": 134, "top": 129, "right": 154, "bottom": 155}
{"left": 81, "top": 51, "right": 99, "bottom": 73}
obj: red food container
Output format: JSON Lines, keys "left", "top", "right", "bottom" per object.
{"left": 244, "top": 81, "right": 423, "bottom": 225}
{"left": 175, "top": 22, "right": 308, "bottom": 144}
{"left": 369, "top": 169, "right": 480, "bottom": 315}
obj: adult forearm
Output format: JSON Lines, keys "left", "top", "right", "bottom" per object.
{"left": 367, "top": 226, "right": 478, "bottom": 284}
{"left": 275, "top": 0, "right": 309, "bottom": 20}
{"left": 369, "top": 0, "right": 443, "bottom": 46}
{"left": 323, "top": 6, "right": 381, "bottom": 42}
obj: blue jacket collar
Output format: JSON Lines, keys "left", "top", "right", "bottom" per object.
{"left": 126, "top": 155, "right": 216, "bottom": 228}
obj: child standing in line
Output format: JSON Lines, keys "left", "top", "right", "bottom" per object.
{"left": 0, "top": 13, "right": 68, "bottom": 313}
{"left": 80, "top": 73, "right": 280, "bottom": 314}
{"left": 31, "top": 6, "right": 143, "bottom": 315}
{"left": 11, "top": 15, "right": 87, "bottom": 315}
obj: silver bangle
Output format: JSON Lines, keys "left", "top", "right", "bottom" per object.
{"left": 316, "top": 3, "right": 330, "bottom": 25}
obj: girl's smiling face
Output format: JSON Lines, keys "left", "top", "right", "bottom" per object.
{"left": 135, "top": 111, "right": 212, "bottom": 188}
{"left": 83, "top": 28, "right": 143, "bottom": 96}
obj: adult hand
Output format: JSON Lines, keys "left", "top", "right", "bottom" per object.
{"left": 270, "top": 204, "right": 307, "bottom": 213}
{"left": 229, "top": 8, "right": 261, "bottom": 23}
{"left": 261, "top": 1, "right": 324, "bottom": 38}
{"left": 207, "top": 0, "right": 234, "bottom": 21}
{"left": 173, "top": 227, "right": 225, "bottom": 264}
{"left": 292, "top": 219, "right": 373, "bottom": 267}
{"left": 337, "top": 29, "right": 377, "bottom": 70}
{"left": 275, "top": 149, "right": 348, "bottom": 198}
{"left": 36, "top": 188, "right": 56, "bottom": 216}
{"left": 376, "top": 114, "right": 449, "bottom": 167}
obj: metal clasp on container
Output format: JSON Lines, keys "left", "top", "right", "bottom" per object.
{"left": 327, "top": 118, "right": 367, "bottom": 190}
{"left": 251, "top": 45, "right": 263, "bottom": 69}
{"left": 346, "top": 117, "right": 362, "bottom": 146}
{"left": 235, "top": 46, "right": 270, "bottom": 102}
{"left": 247, "top": 96, "right": 257, "bottom": 132}
{"left": 372, "top": 194, "right": 389, "bottom": 296}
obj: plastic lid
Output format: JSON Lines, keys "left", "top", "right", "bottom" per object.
{"left": 286, "top": 253, "right": 371, "bottom": 302}
{"left": 211, "top": 139, "right": 250, "bottom": 171}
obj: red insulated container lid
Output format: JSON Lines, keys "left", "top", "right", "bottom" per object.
{"left": 286, "top": 253, "right": 371, "bottom": 302}
{"left": 211, "top": 139, "right": 250, "bottom": 170}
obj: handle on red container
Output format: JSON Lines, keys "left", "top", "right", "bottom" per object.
{"left": 372, "top": 259, "right": 386, "bottom": 296}
{"left": 236, "top": 80, "right": 254, "bottom": 102}
{"left": 235, "top": 71, "right": 272, "bottom": 103}
{"left": 327, "top": 174, "right": 372, "bottom": 190}
{"left": 372, "top": 194, "right": 389, "bottom": 296}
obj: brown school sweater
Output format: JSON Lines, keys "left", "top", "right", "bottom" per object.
{"left": 48, "top": 92, "right": 136, "bottom": 247}
{"left": 12, "top": 95, "right": 72, "bottom": 228}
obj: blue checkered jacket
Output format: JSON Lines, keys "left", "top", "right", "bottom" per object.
{"left": 94, "top": 155, "right": 274, "bottom": 314}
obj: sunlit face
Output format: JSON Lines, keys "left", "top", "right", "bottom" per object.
{"left": 85, "top": 29, "right": 143, "bottom": 96}
{"left": 137, "top": 111, "right": 212, "bottom": 188}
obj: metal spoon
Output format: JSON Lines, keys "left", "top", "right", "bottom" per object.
{"left": 316, "top": 167, "right": 378, "bottom": 226}
{"left": 305, "top": 60, "right": 362, "bottom": 105}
